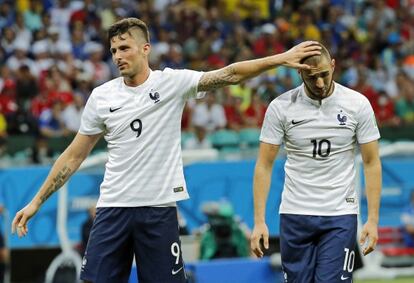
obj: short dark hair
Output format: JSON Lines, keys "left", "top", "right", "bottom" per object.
{"left": 108, "top": 18, "right": 150, "bottom": 43}
{"left": 300, "top": 42, "right": 331, "bottom": 65}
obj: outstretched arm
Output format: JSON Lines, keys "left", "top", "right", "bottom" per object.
{"left": 198, "top": 41, "right": 321, "bottom": 92}
{"left": 359, "top": 140, "right": 382, "bottom": 255}
{"left": 251, "top": 142, "right": 280, "bottom": 257}
{"left": 11, "top": 132, "right": 102, "bottom": 237}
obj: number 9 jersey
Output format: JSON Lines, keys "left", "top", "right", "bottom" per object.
{"left": 260, "top": 82, "right": 380, "bottom": 216}
{"left": 79, "top": 68, "right": 205, "bottom": 208}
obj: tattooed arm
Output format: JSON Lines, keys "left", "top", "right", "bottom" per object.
{"left": 12, "top": 133, "right": 102, "bottom": 237}
{"left": 198, "top": 41, "right": 321, "bottom": 92}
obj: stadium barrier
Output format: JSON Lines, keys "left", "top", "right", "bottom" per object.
{"left": 2, "top": 142, "right": 414, "bottom": 281}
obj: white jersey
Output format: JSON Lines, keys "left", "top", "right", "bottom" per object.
{"left": 260, "top": 82, "right": 380, "bottom": 216}
{"left": 79, "top": 68, "right": 204, "bottom": 207}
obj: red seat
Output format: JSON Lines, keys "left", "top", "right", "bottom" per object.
{"left": 377, "top": 226, "right": 404, "bottom": 246}
{"left": 382, "top": 247, "right": 414, "bottom": 257}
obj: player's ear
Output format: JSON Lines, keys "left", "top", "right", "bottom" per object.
{"left": 142, "top": 43, "right": 151, "bottom": 56}
{"left": 331, "top": 59, "right": 335, "bottom": 71}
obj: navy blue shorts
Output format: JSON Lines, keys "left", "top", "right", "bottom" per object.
{"left": 80, "top": 206, "right": 186, "bottom": 283}
{"left": 280, "top": 214, "right": 357, "bottom": 283}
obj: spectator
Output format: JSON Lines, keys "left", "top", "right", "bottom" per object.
{"left": 23, "top": 0, "right": 43, "bottom": 32}
{"left": 0, "top": 2, "right": 14, "bottom": 31}
{"left": 395, "top": 79, "right": 414, "bottom": 124}
{"left": 183, "top": 125, "right": 212, "bottom": 150}
{"left": 49, "top": 0, "right": 71, "bottom": 41}
{"left": 256, "top": 77, "right": 279, "bottom": 104}
{"left": 375, "top": 91, "right": 400, "bottom": 127}
{"left": 5, "top": 40, "right": 35, "bottom": 75}
{"left": 181, "top": 102, "right": 193, "bottom": 132}
{"left": 61, "top": 94, "right": 84, "bottom": 134}
{"left": 38, "top": 100, "right": 69, "bottom": 138}
{"left": 191, "top": 91, "right": 227, "bottom": 133}
{"left": 401, "top": 191, "right": 414, "bottom": 247}
{"left": 0, "top": 71, "right": 17, "bottom": 121}
{"left": 199, "top": 201, "right": 249, "bottom": 260}
{"left": 13, "top": 13, "right": 32, "bottom": 46}
{"left": 244, "top": 92, "right": 267, "bottom": 128}
{"left": 252, "top": 23, "right": 284, "bottom": 57}
{"left": 15, "top": 65, "right": 38, "bottom": 111}
{"left": 1, "top": 27, "right": 16, "bottom": 57}
{"left": 223, "top": 91, "right": 245, "bottom": 131}
{"left": 229, "top": 82, "right": 252, "bottom": 112}
{"left": 32, "top": 40, "right": 55, "bottom": 76}
{"left": 83, "top": 42, "right": 111, "bottom": 87}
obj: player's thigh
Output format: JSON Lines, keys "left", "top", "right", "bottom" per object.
{"left": 133, "top": 206, "right": 186, "bottom": 283}
{"left": 280, "top": 214, "right": 319, "bottom": 283}
{"left": 315, "top": 214, "right": 357, "bottom": 283}
{"left": 80, "top": 207, "right": 134, "bottom": 283}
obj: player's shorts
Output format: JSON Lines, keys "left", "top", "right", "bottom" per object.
{"left": 280, "top": 214, "right": 357, "bottom": 283}
{"left": 80, "top": 206, "right": 186, "bottom": 283}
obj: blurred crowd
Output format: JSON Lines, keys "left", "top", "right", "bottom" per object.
{"left": 0, "top": 0, "right": 413, "bottom": 162}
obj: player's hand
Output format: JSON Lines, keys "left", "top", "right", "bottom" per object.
{"left": 281, "top": 41, "right": 321, "bottom": 70}
{"left": 250, "top": 222, "right": 269, "bottom": 258}
{"left": 11, "top": 202, "right": 40, "bottom": 237}
{"left": 359, "top": 220, "right": 378, "bottom": 256}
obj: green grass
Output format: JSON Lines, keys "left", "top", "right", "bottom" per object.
{"left": 355, "top": 278, "right": 414, "bottom": 283}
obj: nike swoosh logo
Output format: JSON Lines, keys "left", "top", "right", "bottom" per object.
{"left": 109, "top": 106, "right": 122, "bottom": 112}
{"left": 172, "top": 266, "right": 183, "bottom": 275}
{"left": 341, "top": 275, "right": 349, "bottom": 280}
{"left": 292, "top": 119, "right": 306, "bottom": 125}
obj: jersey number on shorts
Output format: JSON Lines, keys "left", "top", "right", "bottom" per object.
{"left": 130, "top": 119, "right": 143, "bottom": 138}
{"left": 343, "top": 248, "right": 355, "bottom": 272}
{"left": 311, "top": 139, "right": 331, "bottom": 158}
{"left": 171, "top": 242, "right": 180, "bottom": 264}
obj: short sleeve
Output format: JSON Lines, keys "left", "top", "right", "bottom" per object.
{"left": 260, "top": 102, "right": 284, "bottom": 145}
{"left": 79, "top": 92, "right": 105, "bottom": 135}
{"left": 356, "top": 96, "right": 381, "bottom": 144}
{"left": 165, "top": 68, "right": 205, "bottom": 99}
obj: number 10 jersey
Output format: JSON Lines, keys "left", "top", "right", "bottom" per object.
{"left": 260, "top": 82, "right": 380, "bottom": 216}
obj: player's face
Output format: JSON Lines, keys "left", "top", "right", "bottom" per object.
{"left": 110, "top": 31, "right": 150, "bottom": 78}
{"left": 300, "top": 58, "right": 335, "bottom": 100}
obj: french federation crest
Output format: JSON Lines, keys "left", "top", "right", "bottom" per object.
{"left": 149, "top": 90, "right": 160, "bottom": 103}
{"left": 337, "top": 111, "right": 347, "bottom": 125}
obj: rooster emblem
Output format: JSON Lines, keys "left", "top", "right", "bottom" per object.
{"left": 337, "top": 113, "right": 347, "bottom": 125}
{"left": 149, "top": 91, "right": 160, "bottom": 103}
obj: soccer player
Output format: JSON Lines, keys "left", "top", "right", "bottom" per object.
{"left": 250, "top": 43, "right": 382, "bottom": 282}
{"left": 11, "top": 18, "right": 320, "bottom": 283}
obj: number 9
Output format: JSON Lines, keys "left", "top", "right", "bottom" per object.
{"left": 171, "top": 242, "right": 180, "bottom": 264}
{"left": 130, "top": 119, "right": 142, "bottom": 138}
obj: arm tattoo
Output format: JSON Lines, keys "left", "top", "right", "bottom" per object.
{"left": 198, "top": 66, "right": 238, "bottom": 92}
{"left": 40, "top": 165, "right": 73, "bottom": 204}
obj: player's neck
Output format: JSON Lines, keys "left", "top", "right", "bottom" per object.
{"left": 123, "top": 67, "right": 151, "bottom": 87}
{"left": 304, "top": 81, "right": 335, "bottom": 102}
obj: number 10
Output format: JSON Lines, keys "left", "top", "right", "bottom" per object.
{"left": 311, "top": 139, "right": 331, "bottom": 158}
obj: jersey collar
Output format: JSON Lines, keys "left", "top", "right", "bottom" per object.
{"left": 300, "top": 82, "right": 337, "bottom": 106}
{"left": 122, "top": 69, "right": 154, "bottom": 93}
